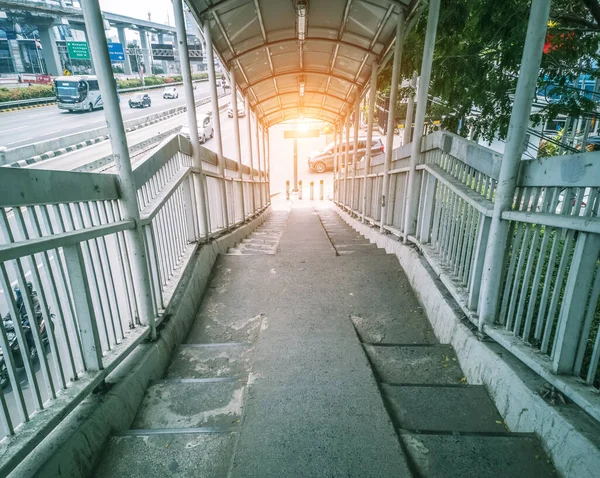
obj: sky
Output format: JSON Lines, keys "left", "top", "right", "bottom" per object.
{"left": 99, "top": 0, "right": 174, "bottom": 26}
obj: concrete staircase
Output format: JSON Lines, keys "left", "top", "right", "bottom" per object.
{"left": 320, "top": 206, "right": 556, "bottom": 477}
{"left": 226, "top": 210, "right": 289, "bottom": 255}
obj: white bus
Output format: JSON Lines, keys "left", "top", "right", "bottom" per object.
{"left": 54, "top": 75, "right": 113, "bottom": 112}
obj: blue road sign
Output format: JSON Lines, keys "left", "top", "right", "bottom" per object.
{"left": 107, "top": 42, "right": 125, "bottom": 62}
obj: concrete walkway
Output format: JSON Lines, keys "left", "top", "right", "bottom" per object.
{"left": 93, "top": 200, "right": 555, "bottom": 477}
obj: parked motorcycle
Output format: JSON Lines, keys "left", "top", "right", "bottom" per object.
{"left": 0, "top": 283, "right": 52, "bottom": 388}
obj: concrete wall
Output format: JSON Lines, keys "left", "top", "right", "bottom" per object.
{"left": 9, "top": 208, "right": 270, "bottom": 478}
{"left": 334, "top": 206, "right": 600, "bottom": 478}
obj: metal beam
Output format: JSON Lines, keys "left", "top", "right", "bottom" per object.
{"left": 242, "top": 70, "right": 361, "bottom": 94}
{"left": 253, "top": 91, "right": 353, "bottom": 109}
{"left": 261, "top": 105, "right": 340, "bottom": 122}
{"left": 199, "top": 0, "right": 253, "bottom": 19}
{"left": 228, "top": 37, "right": 379, "bottom": 65}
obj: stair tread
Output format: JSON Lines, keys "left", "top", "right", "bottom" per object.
{"left": 92, "top": 433, "right": 235, "bottom": 478}
{"left": 364, "top": 344, "right": 464, "bottom": 384}
{"left": 132, "top": 380, "right": 245, "bottom": 429}
{"left": 399, "top": 432, "right": 555, "bottom": 478}
{"left": 166, "top": 343, "right": 254, "bottom": 379}
{"left": 382, "top": 384, "right": 505, "bottom": 433}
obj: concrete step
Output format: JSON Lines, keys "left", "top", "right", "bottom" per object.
{"left": 399, "top": 431, "right": 556, "bottom": 478}
{"left": 92, "top": 432, "right": 236, "bottom": 478}
{"left": 335, "top": 242, "right": 380, "bottom": 250}
{"left": 131, "top": 379, "right": 245, "bottom": 429}
{"left": 338, "top": 248, "right": 387, "bottom": 256}
{"left": 350, "top": 310, "right": 437, "bottom": 345}
{"left": 364, "top": 344, "right": 464, "bottom": 384}
{"left": 166, "top": 343, "right": 254, "bottom": 379}
{"left": 381, "top": 384, "right": 505, "bottom": 433}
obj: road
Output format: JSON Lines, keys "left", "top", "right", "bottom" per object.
{"left": 0, "top": 81, "right": 221, "bottom": 149}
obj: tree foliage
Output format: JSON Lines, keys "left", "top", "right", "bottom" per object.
{"left": 378, "top": 0, "right": 600, "bottom": 142}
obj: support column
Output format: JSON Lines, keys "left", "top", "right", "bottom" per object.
{"left": 380, "top": 10, "right": 405, "bottom": 233}
{"left": 139, "top": 29, "right": 153, "bottom": 76}
{"left": 478, "top": 0, "right": 551, "bottom": 327}
{"left": 37, "top": 25, "right": 62, "bottom": 76}
{"left": 403, "top": 0, "right": 440, "bottom": 240}
{"left": 81, "top": 0, "right": 156, "bottom": 337}
{"left": 245, "top": 96, "right": 256, "bottom": 214}
{"left": 333, "top": 125, "right": 339, "bottom": 203}
{"left": 158, "top": 33, "right": 168, "bottom": 74}
{"left": 117, "top": 26, "right": 133, "bottom": 75}
{"left": 266, "top": 129, "right": 271, "bottom": 200}
{"left": 362, "top": 60, "right": 378, "bottom": 223}
{"left": 204, "top": 17, "right": 229, "bottom": 229}
{"left": 230, "top": 75, "right": 245, "bottom": 221}
{"left": 403, "top": 71, "right": 418, "bottom": 145}
{"left": 255, "top": 112, "right": 263, "bottom": 207}
{"left": 173, "top": 0, "right": 209, "bottom": 239}
{"left": 352, "top": 100, "right": 360, "bottom": 211}
{"left": 344, "top": 117, "right": 350, "bottom": 206}
{"left": 262, "top": 125, "right": 269, "bottom": 204}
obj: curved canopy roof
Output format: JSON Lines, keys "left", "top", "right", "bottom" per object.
{"left": 187, "top": 0, "right": 422, "bottom": 127}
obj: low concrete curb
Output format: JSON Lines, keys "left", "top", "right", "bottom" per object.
{"left": 334, "top": 205, "right": 600, "bottom": 478}
{"left": 10, "top": 208, "right": 270, "bottom": 478}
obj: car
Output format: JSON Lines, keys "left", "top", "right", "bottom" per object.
{"left": 163, "top": 86, "right": 179, "bottom": 99}
{"left": 181, "top": 113, "right": 214, "bottom": 144}
{"left": 129, "top": 93, "right": 151, "bottom": 108}
{"left": 227, "top": 103, "right": 246, "bottom": 118}
{"left": 308, "top": 136, "right": 384, "bottom": 173}
{"left": 581, "top": 136, "right": 600, "bottom": 152}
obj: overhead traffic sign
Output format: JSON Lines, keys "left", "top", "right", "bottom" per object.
{"left": 107, "top": 42, "right": 125, "bottom": 62}
{"left": 66, "top": 41, "right": 90, "bottom": 60}
{"left": 284, "top": 130, "right": 320, "bottom": 139}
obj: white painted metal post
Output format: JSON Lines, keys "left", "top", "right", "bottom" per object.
{"left": 230, "top": 76, "right": 245, "bottom": 222}
{"left": 403, "top": 0, "right": 440, "bottom": 240}
{"left": 362, "top": 61, "right": 378, "bottom": 222}
{"left": 174, "top": 0, "right": 209, "bottom": 240}
{"left": 403, "top": 71, "right": 417, "bottom": 145}
{"left": 380, "top": 10, "right": 405, "bottom": 233}
{"left": 255, "top": 112, "right": 264, "bottom": 208}
{"left": 266, "top": 128, "right": 271, "bottom": 201}
{"left": 333, "top": 125, "right": 339, "bottom": 203}
{"left": 204, "top": 17, "right": 229, "bottom": 230}
{"left": 245, "top": 96, "right": 256, "bottom": 214}
{"left": 344, "top": 116, "right": 350, "bottom": 207}
{"left": 478, "top": 0, "right": 551, "bottom": 327}
{"left": 352, "top": 100, "right": 360, "bottom": 211}
{"left": 81, "top": 0, "right": 155, "bottom": 337}
{"left": 261, "top": 124, "right": 268, "bottom": 205}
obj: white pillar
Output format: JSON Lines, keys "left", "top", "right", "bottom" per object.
{"left": 38, "top": 25, "right": 62, "bottom": 76}
{"left": 333, "top": 125, "right": 339, "bottom": 202}
{"left": 204, "top": 17, "right": 229, "bottom": 229}
{"left": 402, "top": 71, "right": 418, "bottom": 145}
{"left": 403, "top": 0, "right": 440, "bottom": 240}
{"left": 352, "top": 100, "right": 360, "bottom": 211}
{"left": 255, "top": 112, "right": 263, "bottom": 207}
{"left": 362, "top": 61, "right": 378, "bottom": 223}
{"left": 261, "top": 125, "right": 268, "bottom": 204}
{"left": 230, "top": 75, "right": 245, "bottom": 221}
{"left": 344, "top": 117, "right": 350, "bottom": 206}
{"left": 173, "top": 0, "right": 209, "bottom": 239}
{"left": 245, "top": 96, "right": 256, "bottom": 214}
{"left": 139, "top": 29, "right": 153, "bottom": 75}
{"left": 478, "top": 0, "right": 551, "bottom": 326}
{"left": 380, "top": 11, "right": 405, "bottom": 232}
{"left": 117, "top": 27, "right": 133, "bottom": 75}
{"left": 81, "top": 0, "right": 156, "bottom": 337}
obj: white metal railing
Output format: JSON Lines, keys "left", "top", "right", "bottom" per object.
{"left": 335, "top": 130, "right": 600, "bottom": 423}
{"left": 0, "top": 133, "right": 269, "bottom": 475}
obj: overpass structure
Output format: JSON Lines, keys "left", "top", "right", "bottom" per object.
{"left": 0, "top": 0, "right": 203, "bottom": 76}
{"left": 0, "top": 0, "right": 599, "bottom": 477}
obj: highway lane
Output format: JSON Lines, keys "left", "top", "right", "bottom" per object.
{"left": 0, "top": 81, "right": 216, "bottom": 149}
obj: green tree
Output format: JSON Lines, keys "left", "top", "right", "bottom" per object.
{"left": 379, "top": 0, "right": 600, "bottom": 142}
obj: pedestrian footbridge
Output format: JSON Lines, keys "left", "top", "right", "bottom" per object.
{"left": 1, "top": 0, "right": 600, "bottom": 477}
